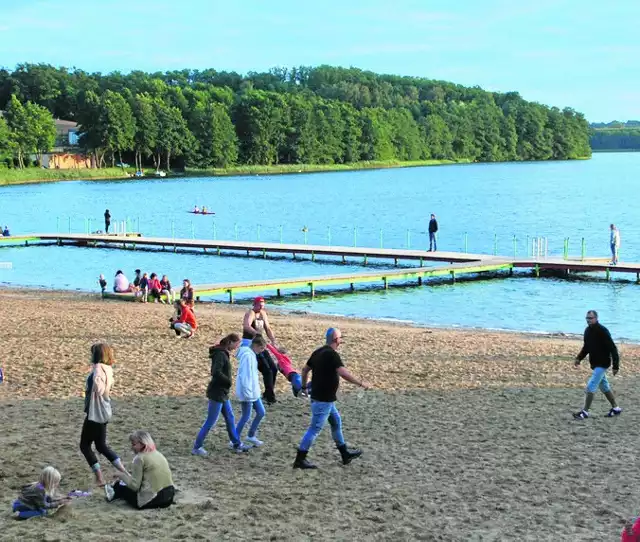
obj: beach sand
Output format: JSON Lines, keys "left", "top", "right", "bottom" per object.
{"left": 1, "top": 289, "right": 639, "bottom": 540}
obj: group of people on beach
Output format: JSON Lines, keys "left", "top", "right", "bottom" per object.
{"left": 13, "top": 344, "right": 175, "bottom": 518}
{"left": 106, "top": 269, "right": 193, "bottom": 306}
{"left": 12, "top": 294, "right": 370, "bottom": 519}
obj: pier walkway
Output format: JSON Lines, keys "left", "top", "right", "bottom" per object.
{"left": 2, "top": 233, "right": 639, "bottom": 301}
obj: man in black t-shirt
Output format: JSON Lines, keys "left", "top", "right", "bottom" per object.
{"left": 293, "top": 327, "right": 371, "bottom": 470}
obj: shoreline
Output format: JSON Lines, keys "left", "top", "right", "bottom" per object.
{"left": 0, "top": 155, "right": 596, "bottom": 186}
{"left": 0, "top": 283, "right": 607, "bottom": 344}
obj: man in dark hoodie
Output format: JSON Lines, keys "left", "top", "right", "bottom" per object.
{"left": 573, "top": 310, "right": 622, "bottom": 419}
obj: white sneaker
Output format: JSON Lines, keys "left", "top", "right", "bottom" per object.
{"left": 246, "top": 436, "right": 264, "bottom": 447}
{"left": 104, "top": 483, "right": 115, "bottom": 502}
{"left": 191, "top": 447, "right": 208, "bottom": 457}
{"left": 232, "top": 443, "right": 251, "bottom": 453}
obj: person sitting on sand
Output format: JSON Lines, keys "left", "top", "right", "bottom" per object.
{"left": 80, "top": 344, "right": 129, "bottom": 486}
{"left": 113, "top": 270, "right": 133, "bottom": 293}
{"left": 192, "top": 334, "right": 251, "bottom": 456}
{"left": 171, "top": 299, "right": 197, "bottom": 338}
{"left": 147, "top": 273, "right": 163, "bottom": 303}
{"left": 180, "top": 279, "right": 195, "bottom": 308}
{"left": 160, "top": 275, "right": 174, "bottom": 304}
{"left": 243, "top": 297, "right": 279, "bottom": 404}
{"left": 104, "top": 430, "right": 175, "bottom": 510}
{"left": 98, "top": 274, "right": 107, "bottom": 295}
{"left": 12, "top": 467, "right": 70, "bottom": 520}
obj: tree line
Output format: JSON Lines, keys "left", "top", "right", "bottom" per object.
{"left": 0, "top": 63, "right": 592, "bottom": 170}
{"left": 590, "top": 122, "right": 640, "bottom": 151}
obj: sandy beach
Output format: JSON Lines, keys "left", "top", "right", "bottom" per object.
{"left": 1, "top": 289, "right": 639, "bottom": 540}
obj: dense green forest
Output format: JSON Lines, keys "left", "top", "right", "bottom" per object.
{"left": 590, "top": 121, "right": 640, "bottom": 151}
{"left": 0, "top": 63, "right": 592, "bottom": 170}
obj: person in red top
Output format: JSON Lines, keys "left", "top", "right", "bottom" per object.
{"left": 171, "top": 300, "right": 197, "bottom": 338}
{"left": 147, "top": 273, "right": 164, "bottom": 303}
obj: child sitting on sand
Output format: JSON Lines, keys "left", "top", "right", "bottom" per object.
{"left": 12, "top": 467, "right": 70, "bottom": 520}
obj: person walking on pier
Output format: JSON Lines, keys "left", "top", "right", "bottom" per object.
{"left": 104, "top": 209, "right": 111, "bottom": 234}
{"left": 293, "top": 327, "right": 371, "bottom": 470}
{"left": 610, "top": 224, "right": 621, "bottom": 265}
{"left": 573, "top": 310, "right": 622, "bottom": 420}
{"left": 243, "top": 297, "right": 279, "bottom": 404}
{"left": 428, "top": 214, "right": 438, "bottom": 252}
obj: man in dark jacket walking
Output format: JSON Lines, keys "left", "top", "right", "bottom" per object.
{"left": 428, "top": 213, "right": 438, "bottom": 251}
{"left": 573, "top": 310, "right": 622, "bottom": 419}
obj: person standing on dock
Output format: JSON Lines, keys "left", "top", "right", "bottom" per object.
{"left": 610, "top": 224, "right": 621, "bottom": 265}
{"left": 104, "top": 210, "right": 111, "bottom": 234}
{"left": 428, "top": 214, "right": 438, "bottom": 252}
{"left": 573, "top": 310, "right": 622, "bottom": 420}
{"left": 242, "top": 297, "right": 279, "bottom": 404}
{"left": 293, "top": 327, "right": 370, "bottom": 470}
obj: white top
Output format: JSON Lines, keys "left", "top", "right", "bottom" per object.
{"left": 235, "top": 345, "right": 261, "bottom": 402}
{"left": 114, "top": 274, "right": 130, "bottom": 292}
{"left": 611, "top": 228, "right": 621, "bottom": 247}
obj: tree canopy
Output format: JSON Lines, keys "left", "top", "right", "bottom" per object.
{"left": 0, "top": 63, "right": 592, "bottom": 169}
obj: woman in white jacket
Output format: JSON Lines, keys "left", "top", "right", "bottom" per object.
{"left": 235, "top": 334, "right": 268, "bottom": 446}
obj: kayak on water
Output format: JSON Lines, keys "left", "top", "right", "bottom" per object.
{"left": 188, "top": 210, "right": 215, "bottom": 215}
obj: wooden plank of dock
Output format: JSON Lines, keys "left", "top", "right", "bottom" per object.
{"left": 22, "top": 233, "right": 493, "bottom": 264}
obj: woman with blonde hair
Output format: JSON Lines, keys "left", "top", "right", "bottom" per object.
{"left": 104, "top": 430, "right": 175, "bottom": 509}
{"left": 12, "top": 466, "right": 70, "bottom": 519}
{"left": 79, "top": 343, "right": 128, "bottom": 486}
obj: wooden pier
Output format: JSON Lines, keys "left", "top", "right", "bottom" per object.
{"left": 3, "top": 233, "right": 640, "bottom": 302}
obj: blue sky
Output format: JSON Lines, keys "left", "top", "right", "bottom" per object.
{"left": 1, "top": 0, "right": 638, "bottom": 122}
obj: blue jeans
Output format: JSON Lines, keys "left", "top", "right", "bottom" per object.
{"left": 586, "top": 367, "right": 611, "bottom": 394}
{"left": 236, "top": 399, "right": 265, "bottom": 438}
{"left": 194, "top": 400, "right": 240, "bottom": 449}
{"left": 299, "top": 400, "right": 345, "bottom": 452}
{"left": 429, "top": 232, "right": 437, "bottom": 251}
{"left": 611, "top": 243, "right": 618, "bottom": 263}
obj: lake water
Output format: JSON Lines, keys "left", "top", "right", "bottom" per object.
{"left": 1, "top": 152, "right": 639, "bottom": 340}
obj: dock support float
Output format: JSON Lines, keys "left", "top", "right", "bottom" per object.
{"left": 535, "top": 264, "right": 540, "bottom": 278}
{"left": 606, "top": 268, "right": 610, "bottom": 281}
{"left": 383, "top": 277, "right": 388, "bottom": 290}
{"left": 419, "top": 257, "right": 423, "bottom": 267}
{"left": 364, "top": 255, "right": 368, "bottom": 266}
{"left": 311, "top": 252, "right": 315, "bottom": 262}
{"left": 418, "top": 276, "right": 423, "bottom": 286}
{"left": 309, "top": 283, "right": 315, "bottom": 298}
{"left": 227, "top": 290, "right": 234, "bottom": 304}
{"left": 350, "top": 283, "right": 354, "bottom": 291}
{"left": 217, "top": 247, "right": 221, "bottom": 256}
{"left": 342, "top": 255, "right": 346, "bottom": 264}
{"left": 263, "top": 249, "right": 266, "bottom": 259}
{"left": 394, "top": 258, "right": 398, "bottom": 266}
{"left": 450, "top": 270, "right": 456, "bottom": 283}
{"left": 637, "top": 273, "right": 639, "bottom": 284}
{"left": 277, "top": 288, "right": 282, "bottom": 297}
{"left": 173, "top": 245, "right": 177, "bottom": 253}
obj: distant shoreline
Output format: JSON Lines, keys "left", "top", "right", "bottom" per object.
{"left": 0, "top": 159, "right": 469, "bottom": 186}
{"left": 0, "top": 156, "right": 602, "bottom": 186}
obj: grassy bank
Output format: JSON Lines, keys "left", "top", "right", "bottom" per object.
{"left": 185, "top": 158, "right": 471, "bottom": 177}
{"left": 0, "top": 167, "right": 131, "bottom": 185}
